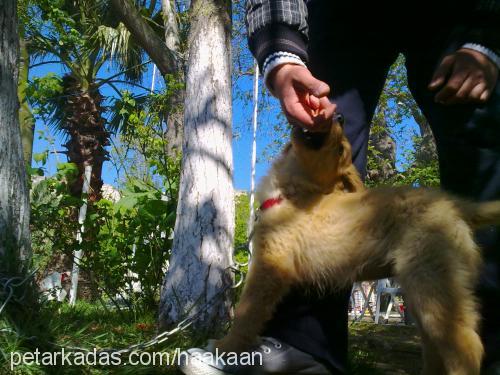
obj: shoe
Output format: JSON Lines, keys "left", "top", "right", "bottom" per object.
{"left": 178, "top": 336, "right": 332, "bottom": 374}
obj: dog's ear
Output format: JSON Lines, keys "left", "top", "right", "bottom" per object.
{"left": 337, "top": 136, "right": 364, "bottom": 192}
{"left": 337, "top": 135, "right": 353, "bottom": 174}
{"left": 341, "top": 165, "right": 364, "bottom": 192}
{"left": 282, "top": 143, "right": 292, "bottom": 155}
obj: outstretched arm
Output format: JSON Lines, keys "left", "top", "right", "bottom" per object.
{"left": 245, "top": 0, "right": 336, "bottom": 131}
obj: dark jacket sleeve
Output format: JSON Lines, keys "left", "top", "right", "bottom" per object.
{"left": 245, "top": 0, "right": 309, "bottom": 70}
{"left": 246, "top": 0, "right": 500, "bottom": 71}
{"left": 450, "top": 0, "right": 500, "bottom": 55}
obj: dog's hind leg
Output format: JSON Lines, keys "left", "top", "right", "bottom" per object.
{"left": 215, "top": 244, "right": 296, "bottom": 353}
{"left": 402, "top": 277, "right": 482, "bottom": 375}
{"left": 419, "top": 331, "right": 446, "bottom": 375}
{"left": 396, "top": 232, "right": 483, "bottom": 375}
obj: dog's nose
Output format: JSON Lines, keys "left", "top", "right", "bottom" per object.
{"left": 335, "top": 113, "right": 344, "bottom": 126}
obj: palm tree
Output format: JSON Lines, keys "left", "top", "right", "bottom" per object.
{"left": 27, "top": 0, "right": 146, "bottom": 201}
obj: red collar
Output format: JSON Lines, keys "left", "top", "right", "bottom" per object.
{"left": 260, "top": 197, "right": 283, "bottom": 211}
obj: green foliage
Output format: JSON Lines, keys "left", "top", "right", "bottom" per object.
{"left": 30, "top": 158, "right": 180, "bottom": 311}
{"left": 26, "top": 0, "right": 145, "bottom": 83}
{"left": 32, "top": 150, "right": 49, "bottom": 165}
{"left": 24, "top": 0, "right": 149, "bottom": 147}
{"left": 25, "top": 74, "right": 63, "bottom": 123}
{"left": 234, "top": 193, "right": 251, "bottom": 265}
{"left": 109, "top": 88, "right": 183, "bottom": 190}
{"left": 393, "top": 135, "right": 440, "bottom": 187}
{"left": 366, "top": 55, "right": 440, "bottom": 188}
{"left": 30, "top": 163, "right": 82, "bottom": 273}
{"left": 83, "top": 177, "right": 178, "bottom": 310}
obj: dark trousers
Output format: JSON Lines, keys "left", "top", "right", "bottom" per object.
{"left": 263, "top": 2, "right": 500, "bottom": 373}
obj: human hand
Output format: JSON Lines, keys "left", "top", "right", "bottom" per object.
{"left": 428, "top": 48, "right": 498, "bottom": 105}
{"left": 268, "top": 64, "right": 337, "bottom": 132}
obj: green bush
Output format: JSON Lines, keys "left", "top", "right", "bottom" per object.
{"left": 30, "top": 161, "right": 180, "bottom": 312}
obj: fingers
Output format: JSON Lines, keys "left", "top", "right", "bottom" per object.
{"left": 434, "top": 70, "right": 469, "bottom": 104}
{"left": 446, "top": 76, "right": 474, "bottom": 104}
{"left": 294, "top": 69, "right": 331, "bottom": 97}
{"left": 271, "top": 64, "right": 337, "bottom": 129}
{"left": 319, "top": 96, "right": 336, "bottom": 119}
{"left": 454, "top": 80, "right": 490, "bottom": 104}
{"left": 305, "top": 95, "right": 336, "bottom": 117}
{"left": 429, "top": 48, "right": 498, "bottom": 105}
{"left": 428, "top": 55, "right": 455, "bottom": 91}
{"left": 306, "top": 94, "right": 320, "bottom": 110}
{"left": 435, "top": 72, "right": 492, "bottom": 104}
{"left": 282, "top": 100, "right": 318, "bottom": 127}
{"left": 311, "top": 97, "right": 337, "bottom": 132}
{"left": 468, "top": 81, "right": 490, "bottom": 102}
{"left": 282, "top": 96, "right": 337, "bottom": 131}
{"left": 480, "top": 90, "right": 490, "bottom": 102}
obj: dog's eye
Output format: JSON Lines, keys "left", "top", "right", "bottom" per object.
{"left": 338, "top": 145, "right": 344, "bottom": 155}
{"left": 335, "top": 113, "right": 344, "bottom": 127}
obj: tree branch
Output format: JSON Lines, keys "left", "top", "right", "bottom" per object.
{"left": 109, "top": 0, "right": 178, "bottom": 76}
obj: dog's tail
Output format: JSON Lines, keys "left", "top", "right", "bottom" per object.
{"left": 461, "top": 200, "right": 500, "bottom": 228}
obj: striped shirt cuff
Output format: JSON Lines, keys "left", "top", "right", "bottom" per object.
{"left": 262, "top": 52, "right": 306, "bottom": 94}
{"left": 461, "top": 43, "right": 500, "bottom": 70}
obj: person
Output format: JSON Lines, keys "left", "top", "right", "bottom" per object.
{"left": 180, "top": 1, "right": 500, "bottom": 374}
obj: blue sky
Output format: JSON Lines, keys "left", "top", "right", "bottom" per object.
{"left": 30, "top": 59, "right": 420, "bottom": 192}
{"left": 30, "top": 61, "right": 276, "bottom": 191}
{"left": 27, "top": 0, "right": 422, "bottom": 196}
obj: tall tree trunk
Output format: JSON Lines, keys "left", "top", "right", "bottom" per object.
{"left": 159, "top": 0, "right": 234, "bottom": 333}
{"left": 367, "top": 111, "right": 397, "bottom": 185}
{"left": 411, "top": 108, "right": 437, "bottom": 165}
{"left": 0, "top": 0, "right": 32, "bottom": 290}
{"left": 164, "top": 92, "right": 185, "bottom": 158}
{"left": 161, "top": 0, "right": 185, "bottom": 158}
{"left": 62, "top": 75, "right": 108, "bottom": 203}
{"left": 161, "top": 0, "right": 180, "bottom": 53}
{"left": 18, "top": 36, "right": 34, "bottom": 167}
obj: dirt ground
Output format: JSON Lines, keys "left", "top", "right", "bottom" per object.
{"left": 348, "top": 322, "right": 422, "bottom": 374}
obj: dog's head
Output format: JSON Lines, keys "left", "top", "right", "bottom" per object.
{"left": 288, "top": 114, "right": 363, "bottom": 193}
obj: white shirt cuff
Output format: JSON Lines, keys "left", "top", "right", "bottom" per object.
{"left": 461, "top": 43, "right": 500, "bottom": 70}
{"left": 262, "top": 52, "right": 306, "bottom": 94}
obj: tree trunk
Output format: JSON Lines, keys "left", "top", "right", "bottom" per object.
{"left": 18, "top": 36, "right": 34, "bottom": 167}
{"left": 109, "top": 0, "right": 177, "bottom": 77}
{"left": 367, "top": 112, "right": 397, "bottom": 185}
{"left": 159, "top": 0, "right": 234, "bottom": 333}
{"left": 161, "top": 0, "right": 180, "bottom": 53}
{"left": 0, "top": 0, "right": 32, "bottom": 284}
{"left": 164, "top": 93, "right": 185, "bottom": 158}
{"left": 411, "top": 108, "right": 438, "bottom": 165}
{"left": 161, "top": 0, "right": 185, "bottom": 158}
{"left": 62, "top": 75, "right": 107, "bottom": 203}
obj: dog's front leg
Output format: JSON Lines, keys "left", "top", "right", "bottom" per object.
{"left": 215, "top": 253, "right": 295, "bottom": 353}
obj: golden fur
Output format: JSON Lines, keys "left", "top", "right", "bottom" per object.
{"left": 215, "top": 120, "right": 500, "bottom": 375}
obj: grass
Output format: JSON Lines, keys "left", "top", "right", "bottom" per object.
{"left": 1, "top": 300, "right": 203, "bottom": 374}
{"left": 348, "top": 322, "right": 421, "bottom": 374}
{"left": 1, "top": 301, "right": 422, "bottom": 374}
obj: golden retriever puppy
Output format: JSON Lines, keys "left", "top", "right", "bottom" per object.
{"left": 215, "top": 118, "right": 500, "bottom": 375}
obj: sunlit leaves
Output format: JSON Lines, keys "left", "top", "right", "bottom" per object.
{"left": 26, "top": 73, "right": 63, "bottom": 119}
